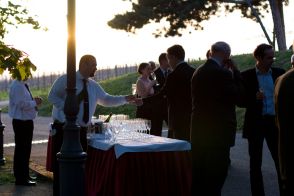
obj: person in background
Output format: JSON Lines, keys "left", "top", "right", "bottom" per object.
{"left": 206, "top": 49, "right": 211, "bottom": 59}
{"left": 291, "top": 54, "right": 294, "bottom": 68}
{"left": 239, "top": 43, "right": 285, "bottom": 196}
{"left": 275, "top": 64, "right": 294, "bottom": 196}
{"left": 9, "top": 75, "right": 43, "bottom": 186}
{"left": 148, "top": 61, "right": 156, "bottom": 81}
{"left": 191, "top": 41, "right": 243, "bottom": 195}
{"left": 135, "top": 62, "right": 157, "bottom": 121}
{"left": 143, "top": 44, "right": 195, "bottom": 141}
{"left": 149, "top": 61, "right": 156, "bottom": 72}
{"left": 149, "top": 53, "right": 170, "bottom": 136}
{"left": 48, "top": 54, "right": 141, "bottom": 196}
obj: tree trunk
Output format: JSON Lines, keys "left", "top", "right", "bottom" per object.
{"left": 269, "top": 0, "right": 287, "bottom": 51}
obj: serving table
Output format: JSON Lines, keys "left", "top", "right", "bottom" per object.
{"left": 86, "top": 134, "right": 192, "bottom": 196}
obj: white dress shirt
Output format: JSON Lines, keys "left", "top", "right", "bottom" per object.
{"left": 8, "top": 80, "right": 38, "bottom": 120}
{"left": 48, "top": 71, "right": 127, "bottom": 127}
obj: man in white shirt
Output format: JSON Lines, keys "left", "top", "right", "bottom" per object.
{"left": 48, "top": 54, "right": 140, "bottom": 196}
{"left": 9, "top": 78, "right": 43, "bottom": 186}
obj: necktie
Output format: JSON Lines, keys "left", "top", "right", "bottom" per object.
{"left": 24, "top": 83, "right": 33, "bottom": 100}
{"left": 82, "top": 79, "right": 89, "bottom": 124}
{"left": 164, "top": 70, "right": 168, "bottom": 78}
{"left": 25, "top": 83, "right": 38, "bottom": 111}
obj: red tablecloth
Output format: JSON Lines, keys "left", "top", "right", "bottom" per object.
{"left": 46, "top": 135, "right": 53, "bottom": 172}
{"left": 85, "top": 146, "right": 191, "bottom": 196}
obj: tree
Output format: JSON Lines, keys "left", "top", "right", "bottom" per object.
{"left": 108, "top": 0, "right": 288, "bottom": 51}
{"left": 0, "top": 1, "right": 41, "bottom": 80}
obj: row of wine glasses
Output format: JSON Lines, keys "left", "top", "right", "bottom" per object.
{"left": 92, "top": 118, "right": 152, "bottom": 143}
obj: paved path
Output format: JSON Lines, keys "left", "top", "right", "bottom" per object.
{"left": 1, "top": 112, "right": 280, "bottom": 195}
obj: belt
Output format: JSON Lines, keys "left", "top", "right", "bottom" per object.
{"left": 261, "top": 114, "right": 275, "bottom": 120}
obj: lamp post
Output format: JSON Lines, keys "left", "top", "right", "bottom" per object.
{"left": 0, "top": 109, "right": 6, "bottom": 166}
{"left": 57, "top": 0, "right": 87, "bottom": 195}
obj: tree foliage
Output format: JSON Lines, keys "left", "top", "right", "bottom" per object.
{"left": 108, "top": 0, "right": 288, "bottom": 50}
{"left": 0, "top": 1, "right": 41, "bottom": 80}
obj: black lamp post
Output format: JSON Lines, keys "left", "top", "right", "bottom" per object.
{"left": 57, "top": 0, "right": 87, "bottom": 195}
{"left": 0, "top": 109, "right": 6, "bottom": 166}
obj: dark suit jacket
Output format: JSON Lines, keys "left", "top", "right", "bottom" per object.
{"left": 191, "top": 59, "right": 243, "bottom": 148}
{"left": 144, "top": 62, "right": 195, "bottom": 141}
{"left": 240, "top": 67, "right": 285, "bottom": 139}
{"left": 153, "top": 67, "right": 169, "bottom": 93}
{"left": 274, "top": 68, "right": 294, "bottom": 181}
{"left": 152, "top": 67, "right": 169, "bottom": 118}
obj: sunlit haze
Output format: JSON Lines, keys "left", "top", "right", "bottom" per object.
{"left": 3, "top": 0, "right": 294, "bottom": 77}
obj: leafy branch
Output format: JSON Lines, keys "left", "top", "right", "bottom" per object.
{"left": 0, "top": 1, "right": 42, "bottom": 80}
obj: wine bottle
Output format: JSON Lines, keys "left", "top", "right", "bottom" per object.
{"left": 104, "top": 113, "right": 113, "bottom": 123}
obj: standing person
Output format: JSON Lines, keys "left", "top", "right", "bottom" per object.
{"left": 240, "top": 43, "right": 285, "bottom": 196}
{"left": 153, "top": 53, "right": 171, "bottom": 93}
{"left": 191, "top": 41, "right": 243, "bottom": 195}
{"left": 148, "top": 61, "right": 157, "bottom": 81}
{"left": 9, "top": 76, "right": 43, "bottom": 186}
{"left": 48, "top": 54, "right": 141, "bottom": 196}
{"left": 149, "top": 53, "right": 170, "bottom": 136}
{"left": 275, "top": 67, "right": 294, "bottom": 196}
{"left": 135, "top": 62, "right": 157, "bottom": 120}
{"left": 143, "top": 44, "right": 195, "bottom": 141}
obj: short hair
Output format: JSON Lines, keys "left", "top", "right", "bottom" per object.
{"left": 79, "top": 54, "right": 96, "bottom": 69}
{"left": 253, "top": 44, "right": 273, "bottom": 59}
{"left": 149, "top": 61, "right": 156, "bottom": 70}
{"left": 137, "top": 62, "right": 150, "bottom": 74}
{"left": 206, "top": 49, "right": 211, "bottom": 59}
{"left": 211, "top": 41, "right": 231, "bottom": 55}
{"left": 167, "top": 45, "right": 185, "bottom": 60}
{"left": 158, "top": 53, "right": 167, "bottom": 64}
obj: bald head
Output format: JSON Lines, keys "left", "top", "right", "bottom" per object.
{"left": 210, "top": 41, "right": 231, "bottom": 63}
{"left": 79, "top": 55, "right": 97, "bottom": 78}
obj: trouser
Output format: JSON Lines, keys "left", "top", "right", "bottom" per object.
{"left": 248, "top": 115, "right": 284, "bottom": 196}
{"left": 150, "top": 114, "right": 168, "bottom": 137}
{"left": 52, "top": 122, "right": 88, "bottom": 196}
{"left": 12, "top": 119, "right": 34, "bottom": 182}
{"left": 192, "top": 145, "right": 230, "bottom": 196}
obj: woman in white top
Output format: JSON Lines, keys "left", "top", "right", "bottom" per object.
{"left": 135, "top": 62, "right": 157, "bottom": 119}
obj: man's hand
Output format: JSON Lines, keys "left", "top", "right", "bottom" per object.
{"left": 34, "top": 97, "right": 43, "bottom": 106}
{"left": 224, "top": 59, "right": 238, "bottom": 71}
{"left": 256, "top": 89, "right": 265, "bottom": 100}
{"left": 125, "top": 95, "right": 143, "bottom": 106}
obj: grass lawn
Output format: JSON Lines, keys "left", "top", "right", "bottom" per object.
{"left": 0, "top": 50, "right": 292, "bottom": 130}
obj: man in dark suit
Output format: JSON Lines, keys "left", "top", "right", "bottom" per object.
{"left": 150, "top": 53, "right": 170, "bottom": 136}
{"left": 144, "top": 45, "right": 194, "bottom": 141}
{"left": 240, "top": 43, "right": 285, "bottom": 196}
{"left": 191, "top": 41, "right": 243, "bottom": 195}
{"left": 275, "top": 68, "right": 294, "bottom": 196}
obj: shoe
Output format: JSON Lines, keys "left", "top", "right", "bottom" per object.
{"left": 15, "top": 180, "right": 37, "bottom": 186}
{"left": 28, "top": 176, "right": 37, "bottom": 181}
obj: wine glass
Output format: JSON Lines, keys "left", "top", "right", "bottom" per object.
{"left": 132, "top": 84, "right": 137, "bottom": 95}
{"left": 151, "top": 73, "right": 159, "bottom": 86}
{"left": 151, "top": 72, "right": 157, "bottom": 80}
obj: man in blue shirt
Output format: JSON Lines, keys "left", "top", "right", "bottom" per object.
{"left": 240, "top": 43, "right": 285, "bottom": 196}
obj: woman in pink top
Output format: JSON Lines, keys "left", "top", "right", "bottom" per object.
{"left": 135, "top": 62, "right": 157, "bottom": 119}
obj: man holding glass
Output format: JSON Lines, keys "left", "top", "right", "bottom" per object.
{"left": 239, "top": 43, "right": 285, "bottom": 196}
{"left": 48, "top": 54, "right": 141, "bottom": 196}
